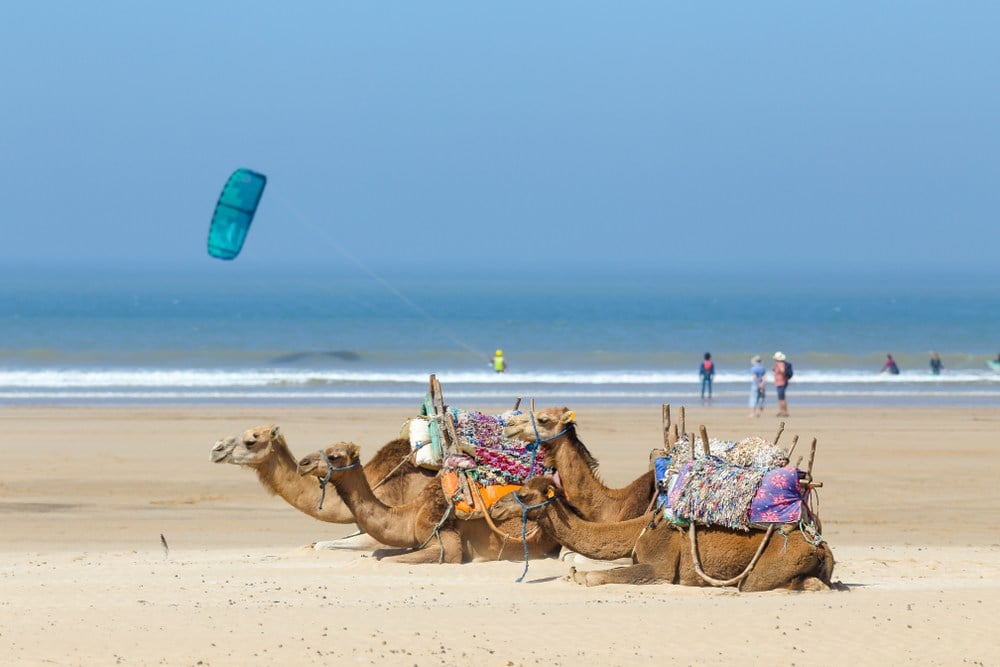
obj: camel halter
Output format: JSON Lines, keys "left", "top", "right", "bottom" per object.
{"left": 316, "top": 450, "right": 360, "bottom": 510}
{"left": 511, "top": 491, "right": 555, "bottom": 583}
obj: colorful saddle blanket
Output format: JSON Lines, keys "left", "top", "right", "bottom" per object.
{"left": 656, "top": 456, "right": 804, "bottom": 531}
{"left": 440, "top": 408, "right": 554, "bottom": 515}
{"left": 446, "top": 408, "right": 551, "bottom": 486}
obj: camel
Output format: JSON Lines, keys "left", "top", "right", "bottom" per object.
{"left": 296, "top": 442, "right": 561, "bottom": 564}
{"left": 489, "top": 476, "right": 834, "bottom": 592}
{"left": 209, "top": 435, "right": 238, "bottom": 463}
{"left": 211, "top": 425, "right": 436, "bottom": 524}
{"left": 503, "top": 407, "right": 656, "bottom": 522}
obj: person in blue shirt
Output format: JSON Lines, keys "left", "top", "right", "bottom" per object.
{"left": 749, "top": 355, "right": 766, "bottom": 417}
{"left": 929, "top": 352, "right": 943, "bottom": 375}
{"left": 699, "top": 352, "right": 715, "bottom": 401}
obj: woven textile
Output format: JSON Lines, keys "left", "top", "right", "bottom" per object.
{"left": 667, "top": 457, "right": 768, "bottom": 531}
{"left": 668, "top": 436, "right": 787, "bottom": 469}
{"left": 447, "top": 408, "right": 551, "bottom": 486}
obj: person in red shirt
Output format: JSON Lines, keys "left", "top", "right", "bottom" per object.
{"left": 699, "top": 352, "right": 715, "bottom": 401}
{"left": 772, "top": 351, "right": 791, "bottom": 417}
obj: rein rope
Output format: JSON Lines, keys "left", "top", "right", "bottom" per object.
{"left": 512, "top": 492, "right": 554, "bottom": 583}
{"left": 470, "top": 480, "right": 539, "bottom": 547}
{"left": 413, "top": 497, "right": 455, "bottom": 563}
{"left": 370, "top": 452, "right": 414, "bottom": 491}
{"left": 630, "top": 509, "right": 663, "bottom": 559}
{"left": 316, "top": 450, "right": 360, "bottom": 510}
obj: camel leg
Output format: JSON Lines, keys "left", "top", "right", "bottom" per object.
{"left": 374, "top": 528, "right": 463, "bottom": 564}
{"left": 568, "top": 564, "right": 671, "bottom": 587}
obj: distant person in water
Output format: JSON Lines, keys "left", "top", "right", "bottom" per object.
{"left": 749, "top": 355, "right": 766, "bottom": 418}
{"left": 929, "top": 352, "right": 943, "bottom": 375}
{"left": 881, "top": 354, "right": 900, "bottom": 375}
{"left": 492, "top": 349, "right": 507, "bottom": 373}
{"left": 699, "top": 352, "right": 715, "bottom": 401}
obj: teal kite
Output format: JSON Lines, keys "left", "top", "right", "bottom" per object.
{"left": 207, "top": 168, "right": 267, "bottom": 260}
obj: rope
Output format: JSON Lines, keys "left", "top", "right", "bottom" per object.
{"left": 470, "top": 478, "right": 539, "bottom": 545}
{"left": 316, "top": 451, "right": 360, "bottom": 510}
{"left": 413, "top": 497, "right": 455, "bottom": 563}
{"left": 370, "top": 452, "right": 415, "bottom": 491}
{"left": 524, "top": 411, "right": 569, "bottom": 481}
{"left": 798, "top": 519, "right": 825, "bottom": 547}
{"left": 687, "top": 522, "right": 776, "bottom": 589}
{"left": 630, "top": 511, "right": 661, "bottom": 560}
{"left": 512, "top": 492, "right": 553, "bottom": 583}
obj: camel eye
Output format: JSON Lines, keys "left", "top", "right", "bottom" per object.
{"left": 537, "top": 417, "right": 549, "bottom": 425}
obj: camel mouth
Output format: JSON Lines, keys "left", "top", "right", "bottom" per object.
{"left": 210, "top": 437, "right": 238, "bottom": 463}
{"left": 502, "top": 426, "right": 526, "bottom": 440}
{"left": 296, "top": 457, "right": 320, "bottom": 475}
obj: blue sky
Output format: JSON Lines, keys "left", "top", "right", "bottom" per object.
{"left": 2, "top": 2, "right": 998, "bottom": 274}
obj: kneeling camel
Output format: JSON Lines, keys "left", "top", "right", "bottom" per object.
{"left": 490, "top": 476, "right": 834, "bottom": 592}
{"left": 211, "top": 425, "right": 436, "bottom": 523}
{"left": 297, "top": 442, "right": 561, "bottom": 564}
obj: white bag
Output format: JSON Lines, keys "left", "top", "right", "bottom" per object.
{"left": 407, "top": 418, "right": 441, "bottom": 469}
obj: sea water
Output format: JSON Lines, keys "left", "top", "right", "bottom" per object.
{"left": 1, "top": 264, "right": 998, "bottom": 407}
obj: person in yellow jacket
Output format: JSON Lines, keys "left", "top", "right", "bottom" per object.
{"left": 492, "top": 349, "right": 507, "bottom": 373}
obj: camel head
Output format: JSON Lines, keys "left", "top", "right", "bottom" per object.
{"left": 209, "top": 435, "right": 239, "bottom": 463}
{"left": 503, "top": 407, "right": 576, "bottom": 446}
{"left": 228, "top": 425, "right": 286, "bottom": 467}
{"left": 488, "top": 476, "right": 562, "bottom": 523}
{"left": 297, "top": 441, "right": 362, "bottom": 479}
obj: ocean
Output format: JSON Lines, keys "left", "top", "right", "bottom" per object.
{"left": 1, "top": 264, "right": 998, "bottom": 408}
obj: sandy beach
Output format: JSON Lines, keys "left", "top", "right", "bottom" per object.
{"left": 2, "top": 404, "right": 998, "bottom": 666}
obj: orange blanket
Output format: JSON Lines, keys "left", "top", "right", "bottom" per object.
{"left": 440, "top": 471, "right": 520, "bottom": 515}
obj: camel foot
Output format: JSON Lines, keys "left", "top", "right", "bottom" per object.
{"left": 375, "top": 545, "right": 461, "bottom": 564}
{"left": 372, "top": 547, "right": 412, "bottom": 561}
{"left": 567, "top": 566, "right": 594, "bottom": 586}
{"left": 313, "top": 531, "right": 378, "bottom": 551}
{"left": 785, "top": 576, "right": 833, "bottom": 592}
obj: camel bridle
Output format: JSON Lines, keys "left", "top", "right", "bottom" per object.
{"left": 315, "top": 449, "right": 360, "bottom": 510}
{"left": 523, "top": 411, "right": 570, "bottom": 480}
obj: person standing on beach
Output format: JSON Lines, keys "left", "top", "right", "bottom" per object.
{"left": 699, "top": 353, "right": 715, "bottom": 401}
{"left": 772, "top": 351, "right": 791, "bottom": 417}
{"left": 881, "top": 354, "right": 900, "bottom": 375}
{"left": 929, "top": 352, "right": 943, "bottom": 375}
{"left": 492, "top": 349, "right": 507, "bottom": 373}
{"left": 749, "top": 355, "right": 766, "bottom": 417}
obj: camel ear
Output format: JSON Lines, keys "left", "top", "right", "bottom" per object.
{"left": 270, "top": 425, "right": 281, "bottom": 439}
{"left": 561, "top": 410, "right": 576, "bottom": 425}
{"left": 347, "top": 442, "right": 361, "bottom": 460}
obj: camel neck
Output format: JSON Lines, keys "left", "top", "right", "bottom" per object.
{"left": 541, "top": 500, "right": 650, "bottom": 562}
{"left": 256, "top": 444, "right": 352, "bottom": 522}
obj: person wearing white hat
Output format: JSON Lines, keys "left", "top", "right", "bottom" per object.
{"left": 772, "top": 351, "right": 791, "bottom": 417}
